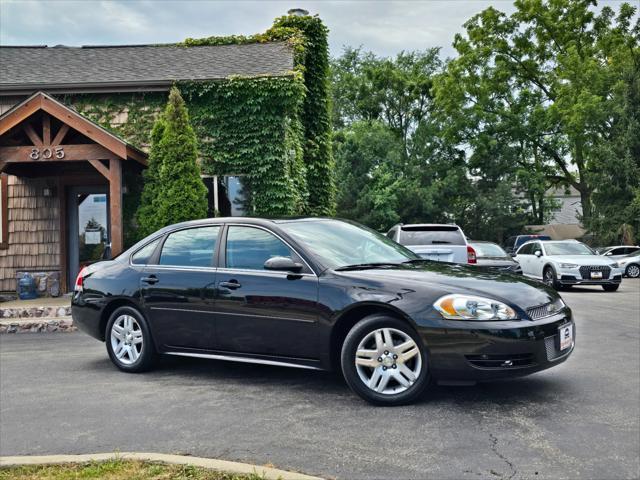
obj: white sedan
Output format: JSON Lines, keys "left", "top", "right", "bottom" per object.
{"left": 617, "top": 252, "right": 640, "bottom": 278}
{"left": 514, "top": 240, "right": 623, "bottom": 291}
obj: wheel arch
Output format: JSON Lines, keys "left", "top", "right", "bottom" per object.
{"left": 329, "top": 302, "right": 416, "bottom": 371}
{"left": 99, "top": 298, "right": 145, "bottom": 341}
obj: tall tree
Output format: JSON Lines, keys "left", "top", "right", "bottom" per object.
{"left": 135, "top": 112, "right": 166, "bottom": 238}
{"left": 157, "top": 87, "right": 208, "bottom": 226}
{"left": 136, "top": 87, "right": 208, "bottom": 236}
{"left": 434, "top": 0, "right": 640, "bottom": 227}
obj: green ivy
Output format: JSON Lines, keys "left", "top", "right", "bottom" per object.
{"left": 54, "top": 12, "right": 335, "bottom": 231}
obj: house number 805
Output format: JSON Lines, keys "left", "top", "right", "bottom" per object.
{"left": 29, "top": 147, "right": 65, "bottom": 160}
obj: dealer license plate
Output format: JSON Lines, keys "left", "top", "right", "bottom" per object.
{"left": 558, "top": 324, "right": 573, "bottom": 351}
{"left": 591, "top": 271, "right": 603, "bottom": 279}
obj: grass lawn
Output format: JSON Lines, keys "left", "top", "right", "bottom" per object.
{"left": 0, "top": 459, "right": 268, "bottom": 480}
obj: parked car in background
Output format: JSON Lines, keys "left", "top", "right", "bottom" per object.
{"left": 387, "top": 224, "right": 476, "bottom": 264}
{"left": 468, "top": 241, "right": 522, "bottom": 275}
{"left": 514, "top": 240, "right": 623, "bottom": 291}
{"left": 597, "top": 245, "right": 640, "bottom": 261}
{"left": 504, "top": 234, "right": 552, "bottom": 255}
{"left": 72, "top": 217, "right": 575, "bottom": 406}
{"left": 616, "top": 252, "right": 640, "bottom": 278}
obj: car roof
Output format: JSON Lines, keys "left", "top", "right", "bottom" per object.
{"left": 399, "top": 223, "right": 459, "bottom": 227}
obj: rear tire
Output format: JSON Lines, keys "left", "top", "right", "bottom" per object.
{"left": 340, "top": 314, "right": 430, "bottom": 406}
{"left": 105, "top": 306, "right": 156, "bottom": 373}
{"left": 602, "top": 285, "right": 619, "bottom": 292}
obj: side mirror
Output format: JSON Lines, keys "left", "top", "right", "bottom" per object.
{"left": 264, "top": 256, "right": 303, "bottom": 273}
{"left": 534, "top": 250, "right": 542, "bottom": 257}
{"left": 604, "top": 252, "right": 612, "bottom": 256}
{"left": 510, "top": 252, "right": 516, "bottom": 258}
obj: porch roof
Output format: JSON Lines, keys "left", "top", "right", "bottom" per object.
{"left": 0, "top": 91, "right": 147, "bottom": 174}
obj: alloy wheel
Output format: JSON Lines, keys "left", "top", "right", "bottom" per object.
{"left": 544, "top": 269, "right": 555, "bottom": 286}
{"left": 110, "top": 314, "right": 143, "bottom": 365}
{"left": 627, "top": 264, "right": 640, "bottom": 278}
{"left": 354, "top": 327, "right": 422, "bottom": 395}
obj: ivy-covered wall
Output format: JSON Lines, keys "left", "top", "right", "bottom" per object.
{"left": 57, "top": 12, "right": 334, "bottom": 225}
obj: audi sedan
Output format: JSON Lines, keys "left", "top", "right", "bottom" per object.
{"left": 72, "top": 217, "right": 575, "bottom": 406}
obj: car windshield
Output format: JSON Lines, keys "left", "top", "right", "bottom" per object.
{"left": 544, "top": 242, "right": 595, "bottom": 256}
{"left": 470, "top": 243, "right": 507, "bottom": 257}
{"left": 279, "top": 219, "right": 419, "bottom": 269}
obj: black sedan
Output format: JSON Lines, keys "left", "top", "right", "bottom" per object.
{"left": 72, "top": 217, "right": 575, "bottom": 406}
{"left": 469, "top": 241, "right": 523, "bottom": 274}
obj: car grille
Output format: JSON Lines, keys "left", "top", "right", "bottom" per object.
{"left": 579, "top": 265, "right": 610, "bottom": 280}
{"left": 526, "top": 298, "right": 564, "bottom": 320}
{"left": 544, "top": 334, "right": 572, "bottom": 361}
{"left": 466, "top": 353, "right": 536, "bottom": 369}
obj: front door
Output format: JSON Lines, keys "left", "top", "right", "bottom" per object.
{"left": 214, "top": 225, "right": 320, "bottom": 359}
{"left": 67, "top": 186, "right": 109, "bottom": 290}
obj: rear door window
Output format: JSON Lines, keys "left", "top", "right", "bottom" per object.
{"left": 399, "top": 226, "right": 465, "bottom": 245}
{"left": 131, "top": 238, "right": 160, "bottom": 265}
{"left": 159, "top": 226, "right": 220, "bottom": 268}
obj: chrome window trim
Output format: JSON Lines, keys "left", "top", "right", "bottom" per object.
{"left": 216, "top": 267, "right": 316, "bottom": 278}
{"left": 223, "top": 223, "right": 318, "bottom": 276}
{"left": 143, "top": 265, "right": 217, "bottom": 273}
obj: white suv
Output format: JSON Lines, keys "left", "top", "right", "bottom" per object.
{"left": 386, "top": 224, "right": 476, "bottom": 264}
{"left": 514, "top": 240, "right": 623, "bottom": 291}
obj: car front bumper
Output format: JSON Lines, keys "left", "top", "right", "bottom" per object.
{"left": 420, "top": 313, "right": 575, "bottom": 382}
{"left": 555, "top": 266, "right": 623, "bottom": 286}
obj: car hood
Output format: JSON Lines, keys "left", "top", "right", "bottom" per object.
{"left": 548, "top": 255, "right": 616, "bottom": 266}
{"left": 335, "top": 263, "right": 554, "bottom": 309}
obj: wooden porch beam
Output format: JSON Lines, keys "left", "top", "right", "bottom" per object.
{"left": 0, "top": 144, "right": 119, "bottom": 164}
{"left": 0, "top": 96, "right": 42, "bottom": 136}
{"left": 109, "top": 158, "right": 123, "bottom": 256}
{"left": 52, "top": 124, "right": 70, "bottom": 145}
{"left": 88, "top": 159, "right": 110, "bottom": 179}
{"left": 41, "top": 96, "right": 128, "bottom": 159}
{"left": 42, "top": 113, "right": 51, "bottom": 145}
{"left": 23, "top": 124, "right": 43, "bottom": 146}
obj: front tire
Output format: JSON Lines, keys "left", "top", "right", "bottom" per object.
{"left": 341, "top": 315, "right": 430, "bottom": 406}
{"left": 603, "top": 284, "right": 619, "bottom": 292}
{"left": 625, "top": 264, "right": 640, "bottom": 278}
{"left": 106, "top": 306, "right": 156, "bottom": 373}
{"left": 543, "top": 266, "right": 561, "bottom": 290}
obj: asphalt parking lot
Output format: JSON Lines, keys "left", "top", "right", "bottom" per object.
{"left": 1, "top": 280, "right": 638, "bottom": 479}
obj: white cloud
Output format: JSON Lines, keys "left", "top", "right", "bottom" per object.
{"left": 0, "top": 0, "right": 632, "bottom": 58}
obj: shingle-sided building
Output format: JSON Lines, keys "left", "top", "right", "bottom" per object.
{"left": 0, "top": 41, "right": 299, "bottom": 294}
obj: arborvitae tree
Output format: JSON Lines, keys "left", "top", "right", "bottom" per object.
{"left": 135, "top": 112, "right": 167, "bottom": 239}
{"left": 156, "top": 87, "right": 208, "bottom": 227}
{"left": 135, "top": 87, "right": 207, "bottom": 238}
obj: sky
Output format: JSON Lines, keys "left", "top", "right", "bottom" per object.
{"left": 0, "top": 0, "right": 631, "bottom": 59}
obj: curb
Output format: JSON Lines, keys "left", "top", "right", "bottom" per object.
{"left": 0, "top": 318, "right": 76, "bottom": 334}
{"left": 0, "top": 452, "right": 324, "bottom": 480}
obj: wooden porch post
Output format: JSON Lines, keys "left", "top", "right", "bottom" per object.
{"left": 109, "top": 158, "right": 123, "bottom": 256}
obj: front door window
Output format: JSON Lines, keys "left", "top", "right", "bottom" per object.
{"left": 68, "top": 187, "right": 109, "bottom": 290}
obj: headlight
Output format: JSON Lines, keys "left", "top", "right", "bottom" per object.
{"left": 434, "top": 294, "right": 518, "bottom": 320}
{"left": 609, "top": 263, "right": 618, "bottom": 268}
{"left": 559, "top": 263, "right": 578, "bottom": 268}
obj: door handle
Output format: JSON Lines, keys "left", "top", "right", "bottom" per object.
{"left": 141, "top": 275, "right": 158, "bottom": 285}
{"left": 219, "top": 280, "right": 241, "bottom": 290}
